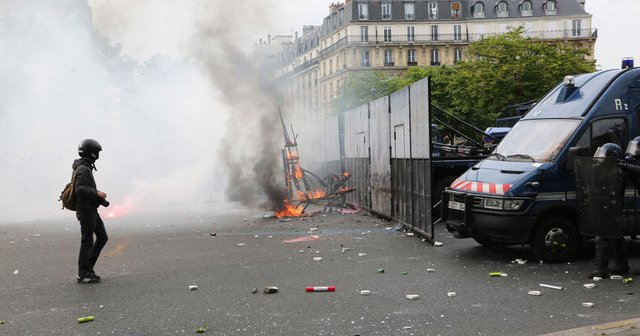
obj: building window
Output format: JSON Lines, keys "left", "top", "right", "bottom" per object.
{"left": 451, "top": 2, "right": 461, "bottom": 19}
{"left": 382, "top": 2, "right": 392, "bottom": 20}
{"left": 431, "top": 25, "right": 438, "bottom": 41}
{"left": 361, "top": 26, "right": 369, "bottom": 42}
{"left": 453, "top": 25, "right": 462, "bottom": 41}
{"left": 473, "top": 2, "right": 485, "bottom": 18}
{"left": 407, "top": 49, "right": 417, "bottom": 66}
{"left": 329, "top": 59, "right": 333, "bottom": 74}
{"left": 428, "top": 2, "right": 438, "bottom": 19}
{"left": 544, "top": 0, "right": 557, "bottom": 15}
{"left": 572, "top": 19, "right": 582, "bottom": 37}
{"left": 358, "top": 3, "right": 369, "bottom": 20}
{"left": 361, "top": 50, "right": 370, "bottom": 67}
{"left": 384, "top": 50, "right": 394, "bottom": 66}
{"left": 405, "top": 2, "right": 415, "bottom": 20}
{"left": 520, "top": 0, "right": 532, "bottom": 16}
{"left": 497, "top": 1, "right": 508, "bottom": 17}
{"left": 454, "top": 48, "right": 463, "bottom": 63}
{"left": 431, "top": 49, "right": 440, "bottom": 65}
{"left": 384, "top": 26, "right": 392, "bottom": 42}
{"left": 407, "top": 26, "right": 415, "bottom": 42}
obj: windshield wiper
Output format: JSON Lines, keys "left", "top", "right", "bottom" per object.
{"left": 488, "top": 153, "right": 507, "bottom": 161}
{"left": 507, "top": 154, "right": 536, "bottom": 162}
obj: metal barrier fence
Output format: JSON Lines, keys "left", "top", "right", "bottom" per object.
{"left": 340, "top": 77, "right": 435, "bottom": 242}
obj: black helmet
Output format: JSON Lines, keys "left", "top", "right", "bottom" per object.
{"left": 78, "top": 139, "right": 102, "bottom": 161}
{"left": 626, "top": 136, "right": 640, "bottom": 157}
{"left": 594, "top": 143, "right": 623, "bottom": 159}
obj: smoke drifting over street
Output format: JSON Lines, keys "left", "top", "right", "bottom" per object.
{"left": 0, "top": 0, "right": 310, "bottom": 223}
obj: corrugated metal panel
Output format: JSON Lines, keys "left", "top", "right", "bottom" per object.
{"left": 324, "top": 115, "right": 341, "bottom": 162}
{"left": 390, "top": 87, "right": 410, "bottom": 159}
{"left": 409, "top": 79, "right": 431, "bottom": 159}
{"left": 369, "top": 96, "right": 392, "bottom": 217}
{"left": 344, "top": 104, "right": 369, "bottom": 159}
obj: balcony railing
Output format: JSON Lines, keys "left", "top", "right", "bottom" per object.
{"left": 317, "top": 28, "right": 597, "bottom": 56}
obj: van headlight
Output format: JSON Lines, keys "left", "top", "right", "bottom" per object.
{"left": 504, "top": 199, "right": 524, "bottom": 211}
{"left": 483, "top": 198, "right": 503, "bottom": 210}
{"left": 481, "top": 198, "right": 524, "bottom": 211}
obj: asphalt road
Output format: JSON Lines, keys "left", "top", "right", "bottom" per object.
{"left": 0, "top": 207, "right": 639, "bottom": 335}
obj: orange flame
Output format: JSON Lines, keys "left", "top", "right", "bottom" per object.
{"left": 294, "top": 165, "right": 303, "bottom": 180}
{"left": 275, "top": 200, "right": 304, "bottom": 218}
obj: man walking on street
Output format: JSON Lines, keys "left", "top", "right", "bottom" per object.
{"left": 73, "top": 139, "right": 109, "bottom": 284}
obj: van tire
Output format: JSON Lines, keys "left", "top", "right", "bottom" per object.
{"left": 531, "top": 216, "right": 579, "bottom": 263}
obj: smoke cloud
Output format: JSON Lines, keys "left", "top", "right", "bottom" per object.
{"left": 0, "top": 0, "right": 318, "bottom": 223}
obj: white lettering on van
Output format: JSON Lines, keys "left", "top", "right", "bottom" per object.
{"left": 615, "top": 99, "right": 623, "bottom": 110}
{"left": 614, "top": 99, "right": 629, "bottom": 111}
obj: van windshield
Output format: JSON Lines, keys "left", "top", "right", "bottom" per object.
{"left": 490, "top": 119, "right": 581, "bottom": 163}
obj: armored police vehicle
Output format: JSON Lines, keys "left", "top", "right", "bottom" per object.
{"left": 442, "top": 61, "right": 640, "bottom": 262}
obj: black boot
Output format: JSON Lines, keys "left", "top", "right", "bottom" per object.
{"left": 589, "top": 237, "right": 610, "bottom": 278}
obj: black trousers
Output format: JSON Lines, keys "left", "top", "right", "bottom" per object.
{"left": 77, "top": 210, "right": 108, "bottom": 275}
{"left": 594, "top": 236, "right": 629, "bottom": 273}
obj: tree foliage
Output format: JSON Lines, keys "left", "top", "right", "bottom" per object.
{"left": 334, "top": 27, "right": 596, "bottom": 127}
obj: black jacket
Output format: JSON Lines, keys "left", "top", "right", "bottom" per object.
{"left": 72, "top": 158, "right": 99, "bottom": 211}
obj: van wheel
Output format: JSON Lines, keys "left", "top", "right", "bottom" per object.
{"left": 532, "top": 217, "right": 579, "bottom": 263}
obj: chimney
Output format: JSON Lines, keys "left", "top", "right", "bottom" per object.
{"left": 577, "top": 0, "right": 585, "bottom": 8}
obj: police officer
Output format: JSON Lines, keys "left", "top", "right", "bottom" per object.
{"left": 73, "top": 139, "right": 109, "bottom": 283}
{"left": 589, "top": 143, "right": 630, "bottom": 278}
{"left": 620, "top": 136, "right": 640, "bottom": 275}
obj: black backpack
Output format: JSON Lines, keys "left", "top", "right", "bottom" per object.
{"left": 59, "top": 167, "right": 80, "bottom": 211}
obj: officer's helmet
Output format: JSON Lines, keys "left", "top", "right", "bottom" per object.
{"left": 594, "top": 143, "right": 623, "bottom": 160}
{"left": 78, "top": 139, "right": 102, "bottom": 161}
{"left": 625, "top": 136, "right": 640, "bottom": 157}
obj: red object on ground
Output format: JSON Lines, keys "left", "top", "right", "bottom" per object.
{"left": 306, "top": 286, "right": 336, "bottom": 292}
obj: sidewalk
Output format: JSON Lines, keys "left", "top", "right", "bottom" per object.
{"left": 545, "top": 317, "right": 640, "bottom": 335}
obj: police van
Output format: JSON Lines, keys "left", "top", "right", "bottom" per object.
{"left": 442, "top": 60, "right": 640, "bottom": 262}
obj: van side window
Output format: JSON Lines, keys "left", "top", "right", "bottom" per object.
{"left": 575, "top": 118, "right": 627, "bottom": 156}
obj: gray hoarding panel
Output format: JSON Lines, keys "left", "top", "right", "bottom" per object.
{"left": 324, "top": 116, "right": 341, "bottom": 162}
{"left": 344, "top": 158, "right": 370, "bottom": 207}
{"left": 411, "top": 159, "right": 433, "bottom": 241}
{"left": 369, "top": 96, "right": 391, "bottom": 217}
{"left": 344, "top": 105, "right": 370, "bottom": 159}
{"left": 409, "top": 78, "right": 431, "bottom": 159}
{"left": 390, "top": 87, "right": 410, "bottom": 159}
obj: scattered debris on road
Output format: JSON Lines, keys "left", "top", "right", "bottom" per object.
{"left": 447, "top": 292, "right": 457, "bottom": 297}
{"left": 593, "top": 276, "right": 603, "bottom": 281}
{"left": 263, "top": 286, "right": 279, "bottom": 294}
{"left": 583, "top": 283, "right": 596, "bottom": 289}
{"left": 358, "top": 253, "right": 367, "bottom": 257}
{"left": 406, "top": 232, "right": 415, "bottom": 237}
{"left": 377, "top": 269, "right": 385, "bottom": 274}
{"left": 581, "top": 302, "right": 594, "bottom": 308}
{"left": 528, "top": 291, "right": 542, "bottom": 296}
{"left": 306, "top": 286, "right": 336, "bottom": 292}
{"left": 405, "top": 294, "right": 421, "bottom": 300}
{"left": 624, "top": 278, "right": 633, "bottom": 284}
{"left": 77, "top": 316, "right": 94, "bottom": 324}
{"left": 427, "top": 268, "right": 435, "bottom": 272}
{"left": 252, "top": 288, "right": 258, "bottom": 294}
{"left": 539, "top": 284, "right": 563, "bottom": 291}
{"left": 12, "top": 270, "right": 18, "bottom": 275}
{"left": 236, "top": 243, "right": 246, "bottom": 247}
{"left": 189, "top": 285, "right": 198, "bottom": 291}
{"left": 312, "top": 257, "right": 323, "bottom": 261}
{"left": 433, "top": 242, "right": 443, "bottom": 247}
{"left": 360, "top": 290, "right": 371, "bottom": 296}
{"left": 195, "top": 324, "right": 208, "bottom": 333}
